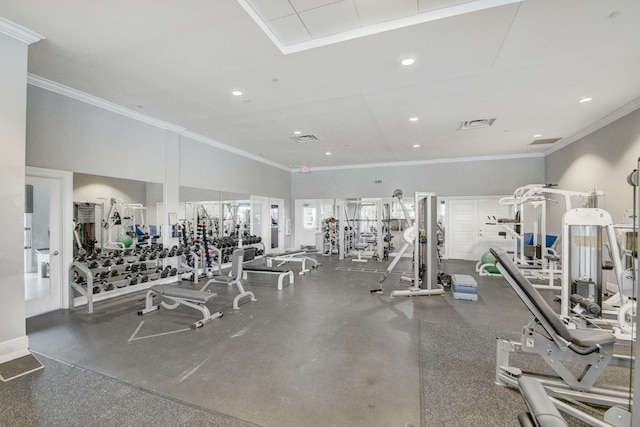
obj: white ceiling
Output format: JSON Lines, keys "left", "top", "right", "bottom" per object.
{"left": 1, "top": 0, "right": 639, "bottom": 171}
{"left": 239, "top": 0, "right": 521, "bottom": 53}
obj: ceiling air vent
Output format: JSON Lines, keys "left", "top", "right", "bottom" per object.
{"left": 458, "top": 118, "right": 496, "bottom": 130}
{"left": 290, "top": 134, "right": 320, "bottom": 143}
{"left": 529, "top": 138, "right": 561, "bottom": 146}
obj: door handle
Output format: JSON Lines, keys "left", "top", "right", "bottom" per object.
{"left": 52, "top": 251, "right": 59, "bottom": 256}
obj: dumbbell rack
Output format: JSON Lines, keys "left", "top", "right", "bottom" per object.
{"left": 69, "top": 250, "right": 194, "bottom": 313}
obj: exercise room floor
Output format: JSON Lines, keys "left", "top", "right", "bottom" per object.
{"left": 6, "top": 255, "right": 615, "bottom": 426}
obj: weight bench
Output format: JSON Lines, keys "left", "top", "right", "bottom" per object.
{"left": 200, "top": 248, "right": 256, "bottom": 310}
{"left": 138, "top": 284, "right": 223, "bottom": 329}
{"left": 352, "top": 242, "right": 369, "bottom": 263}
{"left": 243, "top": 266, "right": 294, "bottom": 290}
{"left": 491, "top": 248, "right": 633, "bottom": 421}
{"left": 240, "top": 247, "right": 294, "bottom": 290}
{"left": 265, "top": 249, "right": 321, "bottom": 275}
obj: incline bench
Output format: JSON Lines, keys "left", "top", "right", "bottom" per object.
{"left": 241, "top": 247, "right": 294, "bottom": 290}
{"left": 491, "top": 247, "right": 633, "bottom": 423}
{"left": 138, "top": 284, "right": 223, "bottom": 328}
{"left": 200, "top": 248, "right": 256, "bottom": 310}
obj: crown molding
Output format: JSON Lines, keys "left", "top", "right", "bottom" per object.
{"left": 180, "top": 130, "right": 290, "bottom": 171}
{"left": 291, "top": 152, "right": 543, "bottom": 173}
{"left": 0, "top": 17, "right": 44, "bottom": 44}
{"left": 544, "top": 96, "right": 640, "bottom": 156}
{"left": 27, "top": 74, "right": 185, "bottom": 133}
{"left": 27, "top": 74, "right": 291, "bottom": 171}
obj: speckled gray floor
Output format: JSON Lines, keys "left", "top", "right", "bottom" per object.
{"left": 10, "top": 256, "right": 632, "bottom": 426}
{"left": 0, "top": 351, "right": 258, "bottom": 427}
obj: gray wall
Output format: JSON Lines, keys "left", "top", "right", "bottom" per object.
{"left": 545, "top": 107, "right": 640, "bottom": 236}
{"left": 74, "top": 173, "right": 147, "bottom": 204}
{"left": 0, "top": 33, "right": 29, "bottom": 351}
{"left": 25, "top": 85, "right": 294, "bottom": 247}
{"left": 179, "top": 138, "right": 290, "bottom": 200}
{"left": 26, "top": 87, "right": 166, "bottom": 184}
{"left": 292, "top": 156, "right": 545, "bottom": 199}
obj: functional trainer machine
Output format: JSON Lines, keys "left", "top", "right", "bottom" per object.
{"left": 371, "top": 190, "right": 444, "bottom": 298}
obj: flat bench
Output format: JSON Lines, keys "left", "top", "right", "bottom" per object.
{"left": 243, "top": 265, "right": 294, "bottom": 290}
{"left": 138, "top": 284, "right": 223, "bottom": 328}
{"left": 265, "top": 250, "right": 321, "bottom": 275}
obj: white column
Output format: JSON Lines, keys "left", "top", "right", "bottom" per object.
{"left": 162, "top": 131, "right": 180, "bottom": 249}
{"left": 0, "top": 19, "right": 44, "bottom": 367}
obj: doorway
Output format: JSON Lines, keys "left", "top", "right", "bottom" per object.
{"left": 24, "top": 167, "right": 72, "bottom": 316}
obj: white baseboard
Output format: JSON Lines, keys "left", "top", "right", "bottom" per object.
{"left": 0, "top": 335, "right": 31, "bottom": 365}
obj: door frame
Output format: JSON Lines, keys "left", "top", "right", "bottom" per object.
{"left": 268, "top": 198, "right": 285, "bottom": 254}
{"left": 25, "top": 166, "right": 73, "bottom": 314}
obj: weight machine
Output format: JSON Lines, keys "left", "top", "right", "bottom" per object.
{"left": 99, "top": 198, "right": 150, "bottom": 250}
{"left": 371, "top": 190, "right": 444, "bottom": 298}
{"left": 496, "top": 184, "right": 601, "bottom": 289}
{"left": 559, "top": 205, "right": 636, "bottom": 338}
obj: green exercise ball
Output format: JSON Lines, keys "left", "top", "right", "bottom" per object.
{"left": 117, "top": 234, "right": 134, "bottom": 248}
{"left": 480, "top": 251, "right": 499, "bottom": 274}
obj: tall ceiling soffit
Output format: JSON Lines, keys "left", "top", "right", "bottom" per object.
{"left": 237, "top": 0, "right": 523, "bottom": 54}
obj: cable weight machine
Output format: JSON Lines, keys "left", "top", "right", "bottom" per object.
{"left": 371, "top": 190, "right": 445, "bottom": 298}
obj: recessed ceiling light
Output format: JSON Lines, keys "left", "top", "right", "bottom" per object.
{"left": 413, "top": 144, "right": 420, "bottom": 148}
{"left": 294, "top": 131, "right": 301, "bottom": 135}
{"left": 579, "top": 97, "right": 592, "bottom": 103}
{"left": 409, "top": 117, "right": 419, "bottom": 122}
{"left": 533, "top": 134, "right": 542, "bottom": 138}
{"left": 401, "top": 58, "right": 415, "bottom": 66}
{"left": 325, "top": 152, "right": 332, "bottom": 156}
{"left": 232, "top": 90, "right": 243, "bottom": 96}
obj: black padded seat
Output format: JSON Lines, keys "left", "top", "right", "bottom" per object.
{"left": 570, "top": 328, "right": 617, "bottom": 348}
{"left": 150, "top": 284, "right": 216, "bottom": 303}
{"left": 490, "top": 248, "right": 616, "bottom": 355}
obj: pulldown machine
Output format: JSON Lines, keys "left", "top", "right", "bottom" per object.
{"left": 371, "top": 190, "right": 445, "bottom": 298}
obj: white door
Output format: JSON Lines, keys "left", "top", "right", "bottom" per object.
{"left": 295, "top": 199, "right": 321, "bottom": 249}
{"left": 25, "top": 175, "right": 63, "bottom": 316}
{"left": 446, "top": 199, "right": 479, "bottom": 260}
{"left": 478, "top": 198, "right": 513, "bottom": 256}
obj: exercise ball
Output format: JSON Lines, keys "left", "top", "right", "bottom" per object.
{"left": 117, "top": 234, "right": 133, "bottom": 248}
{"left": 480, "top": 251, "right": 499, "bottom": 274}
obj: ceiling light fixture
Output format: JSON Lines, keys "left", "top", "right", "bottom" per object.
{"left": 409, "top": 117, "right": 419, "bottom": 122}
{"left": 294, "top": 131, "right": 301, "bottom": 135}
{"left": 533, "top": 134, "right": 542, "bottom": 138}
{"left": 325, "top": 152, "right": 332, "bottom": 156}
{"left": 232, "top": 90, "right": 242, "bottom": 96}
{"left": 413, "top": 144, "right": 420, "bottom": 148}
{"left": 579, "top": 97, "right": 592, "bottom": 103}
{"left": 401, "top": 58, "right": 415, "bottom": 66}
